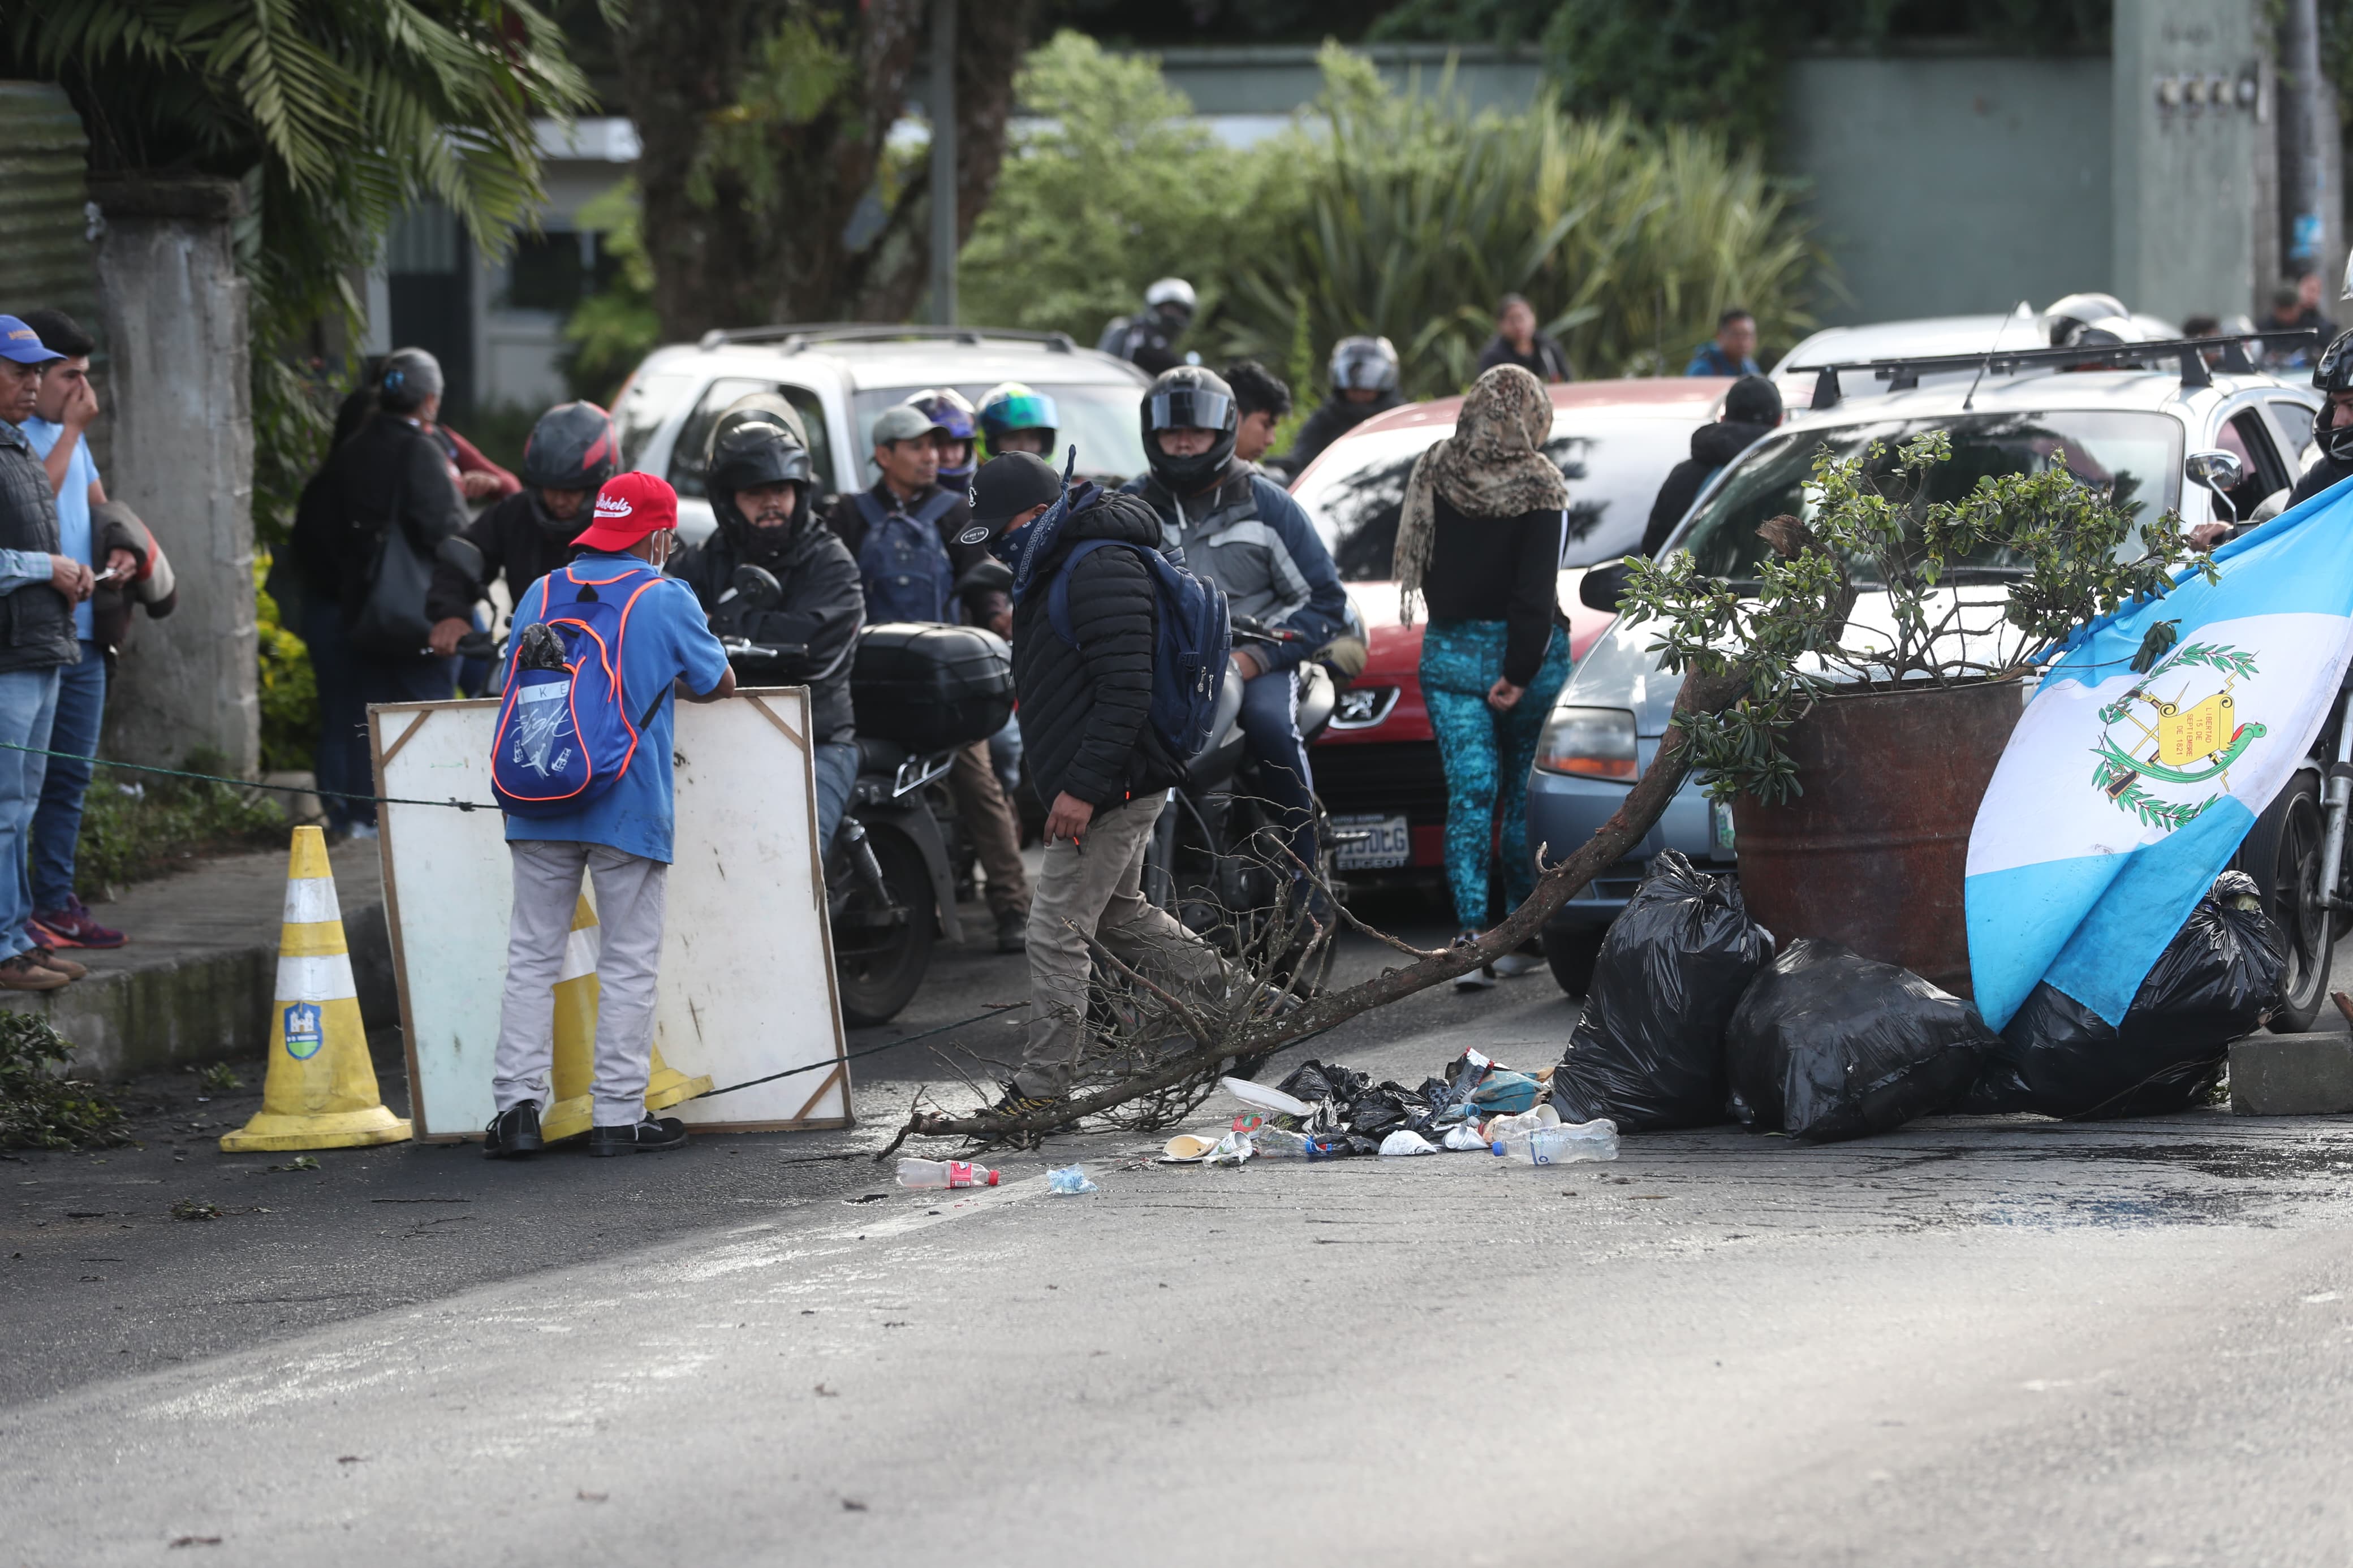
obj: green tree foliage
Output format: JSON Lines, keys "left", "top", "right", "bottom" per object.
{"left": 0, "top": 1014, "right": 127, "bottom": 1151}
{"left": 560, "top": 182, "right": 659, "bottom": 404}
{"left": 4, "top": 0, "right": 598, "bottom": 534}
{"left": 963, "top": 36, "right": 1822, "bottom": 400}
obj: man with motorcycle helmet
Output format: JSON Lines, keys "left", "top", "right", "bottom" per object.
{"left": 1123, "top": 366, "right": 1350, "bottom": 910}
{"left": 1268, "top": 335, "right": 1406, "bottom": 480}
{"left": 906, "top": 387, "right": 981, "bottom": 488}
{"left": 669, "top": 394, "right": 865, "bottom": 855}
{"left": 1097, "top": 278, "right": 1195, "bottom": 377}
{"left": 427, "top": 400, "right": 618, "bottom": 659}
{"left": 2285, "top": 328, "right": 2353, "bottom": 511}
{"left": 979, "top": 382, "right": 1059, "bottom": 459}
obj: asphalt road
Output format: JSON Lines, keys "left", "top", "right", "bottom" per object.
{"left": 6, "top": 896, "right": 2353, "bottom": 1565}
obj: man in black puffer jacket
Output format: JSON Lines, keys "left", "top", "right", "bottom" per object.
{"left": 1639, "top": 375, "right": 1783, "bottom": 557}
{"left": 965, "top": 453, "right": 1224, "bottom": 1113}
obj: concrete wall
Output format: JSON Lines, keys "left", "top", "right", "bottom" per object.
{"left": 1779, "top": 53, "right": 2114, "bottom": 326}
{"left": 2113, "top": 0, "right": 2270, "bottom": 327}
{"left": 90, "top": 177, "right": 258, "bottom": 775}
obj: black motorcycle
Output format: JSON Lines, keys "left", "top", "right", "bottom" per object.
{"left": 715, "top": 566, "right": 1011, "bottom": 1025}
{"left": 1140, "top": 619, "right": 1343, "bottom": 954}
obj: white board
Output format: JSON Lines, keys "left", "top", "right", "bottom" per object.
{"left": 369, "top": 689, "right": 849, "bottom": 1141}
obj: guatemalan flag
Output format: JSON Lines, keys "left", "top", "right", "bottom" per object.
{"left": 1966, "top": 479, "right": 2353, "bottom": 1032}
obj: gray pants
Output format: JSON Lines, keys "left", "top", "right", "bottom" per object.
{"left": 1015, "top": 793, "right": 1223, "bottom": 1096}
{"left": 493, "top": 840, "right": 667, "bottom": 1129}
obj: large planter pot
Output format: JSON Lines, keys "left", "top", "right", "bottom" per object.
{"left": 1730, "top": 677, "right": 2024, "bottom": 999}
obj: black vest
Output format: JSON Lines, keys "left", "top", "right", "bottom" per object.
{"left": 0, "top": 425, "right": 76, "bottom": 674}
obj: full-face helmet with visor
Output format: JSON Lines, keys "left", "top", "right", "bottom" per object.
{"left": 1329, "top": 334, "right": 1400, "bottom": 394}
{"left": 1141, "top": 365, "right": 1238, "bottom": 493}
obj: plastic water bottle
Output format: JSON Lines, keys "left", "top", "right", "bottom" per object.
{"left": 1249, "top": 1127, "right": 1343, "bottom": 1159}
{"left": 1492, "top": 1117, "right": 1618, "bottom": 1165}
{"left": 1481, "top": 1103, "right": 1561, "bottom": 1143}
{"left": 1046, "top": 1165, "right": 1098, "bottom": 1194}
{"left": 896, "top": 1157, "right": 1000, "bottom": 1189}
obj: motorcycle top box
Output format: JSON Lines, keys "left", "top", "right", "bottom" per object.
{"left": 851, "top": 622, "right": 1015, "bottom": 752}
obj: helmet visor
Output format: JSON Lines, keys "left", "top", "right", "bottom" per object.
{"left": 985, "top": 392, "right": 1059, "bottom": 432}
{"left": 1145, "top": 386, "right": 1234, "bottom": 433}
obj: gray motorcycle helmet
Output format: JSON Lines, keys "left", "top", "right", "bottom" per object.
{"left": 1330, "top": 334, "right": 1400, "bottom": 394}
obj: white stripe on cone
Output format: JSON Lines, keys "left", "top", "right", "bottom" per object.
{"left": 281, "top": 877, "right": 342, "bottom": 926}
{"left": 559, "top": 922, "right": 600, "bottom": 983}
{"left": 276, "top": 951, "right": 357, "bottom": 1003}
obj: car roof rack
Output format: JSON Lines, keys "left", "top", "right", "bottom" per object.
{"left": 695, "top": 322, "right": 1079, "bottom": 354}
{"left": 1795, "top": 327, "right": 2327, "bottom": 411}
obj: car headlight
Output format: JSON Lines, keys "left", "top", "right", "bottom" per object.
{"left": 1535, "top": 706, "right": 1638, "bottom": 779}
{"left": 1330, "top": 685, "right": 1399, "bottom": 730}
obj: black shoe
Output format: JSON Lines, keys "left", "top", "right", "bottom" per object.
{"left": 483, "top": 1101, "right": 544, "bottom": 1159}
{"left": 587, "top": 1114, "right": 688, "bottom": 1157}
{"left": 995, "top": 909, "right": 1028, "bottom": 954}
{"left": 982, "top": 1083, "right": 1061, "bottom": 1122}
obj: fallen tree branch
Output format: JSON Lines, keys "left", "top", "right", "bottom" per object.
{"left": 890, "top": 665, "right": 1752, "bottom": 1149}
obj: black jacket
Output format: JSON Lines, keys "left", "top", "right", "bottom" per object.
{"left": 1640, "top": 419, "right": 1774, "bottom": 556}
{"left": 291, "top": 412, "right": 466, "bottom": 613}
{"left": 670, "top": 517, "right": 864, "bottom": 746}
{"left": 1475, "top": 334, "right": 1574, "bottom": 383}
{"left": 424, "top": 490, "right": 579, "bottom": 626}
{"left": 2287, "top": 451, "right": 2353, "bottom": 511}
{"left": 1271, "top": 390, "right": 1407, "bottom": 479}
{"left": 1001, "top": 487, "right": 1180, "bottom": 808}
{"left": 1420, "top": 496, "right": 1565, "bottom": 687}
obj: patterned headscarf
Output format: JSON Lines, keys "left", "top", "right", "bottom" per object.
{"left": 1393, "top": 364, "right": 1567, "bottom": 624}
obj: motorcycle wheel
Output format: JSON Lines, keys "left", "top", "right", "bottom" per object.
{"left": 2238, "top": 770, "right": 2332, "bottom": 1033}
{"left": 833, "top": 824, "right": 935, "bottom": 1027}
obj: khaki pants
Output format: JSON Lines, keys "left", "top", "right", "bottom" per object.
{"left": 949, "top": 740, "right": 1031, "bottom": 921}
{"left": 1014, "top": 793, "right": 1223, "bottom": 1096}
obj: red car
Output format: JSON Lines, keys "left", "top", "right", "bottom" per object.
{"left": 1291, "top": 378, "right": 1734, "bottom": 884}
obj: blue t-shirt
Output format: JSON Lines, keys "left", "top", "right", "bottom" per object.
{"left": 499, "top": 552, "right": 730, "bottom": 864}
{"left": 22, "top": 416, "right": 98, "bottom": 641}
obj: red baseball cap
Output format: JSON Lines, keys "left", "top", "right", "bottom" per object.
{"left": 572, "top": 470, "right": 679, "bottom": 551}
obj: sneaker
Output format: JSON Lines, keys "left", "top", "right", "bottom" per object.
{"left": 982, "top": 1083, "right": 1061, "bottom": 1122}
{"left": 346, "top": 823, "right": 379, "bottom": 841}
{"left": 994, "top": 909, "right": 1028, "bottom": 954}
{"left": 0, "top": 953, "right": 67, "bottom": 992}
{"left": 31, "top": 897, "right": 124, "bottom": 949}
{"left": 28, "top": 946, "right": 86, "bottom": 981}
{"left": 482, "top": 1101, "right": 544, "bottom": 1159}
{"left": 587, "top": 1114, "right": 687, "bottom": 1157}
{"left": 1493, "top": 952, "right": 1545, "bottom": 979}
{"left": 1450, "top": 931, "right": 1496, "bottom": 991}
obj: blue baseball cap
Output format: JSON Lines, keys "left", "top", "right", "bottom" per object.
{"left": 0, "top": 317, "right": 63, "bottom": 366}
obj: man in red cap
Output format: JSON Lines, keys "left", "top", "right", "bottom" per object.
{"left": 484, "top": 470, "right": 737, "bottom": 1160}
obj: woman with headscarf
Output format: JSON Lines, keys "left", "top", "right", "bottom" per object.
{"left": 1394, "top": 364, "right": 1572, "bottom": 987}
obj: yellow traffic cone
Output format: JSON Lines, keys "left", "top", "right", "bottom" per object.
{"left": 537, "top": 894, "right": 712, "bottom": 1142}
{"left": 221, "top": 827, "right": 412, "bottom": 1152}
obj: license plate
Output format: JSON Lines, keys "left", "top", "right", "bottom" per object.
{"left": 1330, "top": 813, "right": 1411, "bottom": 870}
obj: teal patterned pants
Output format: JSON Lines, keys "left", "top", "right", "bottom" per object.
{"left": 1419, "top": 619, "right": 1571, "bottom": 931}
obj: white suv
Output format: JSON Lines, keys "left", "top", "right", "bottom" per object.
{"left": 608, "top": 325, "right": 1154, "bottom": 542}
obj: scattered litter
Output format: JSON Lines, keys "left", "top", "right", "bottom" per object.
{"left": 1440, "top": 1123, "right": 1488, "bottom": 1151}
{"left": 1726, "top": 939, "right": 1990, "bottom": 1143}
{"left": 1200, "top": 1130, "right": 1253, "bottom": 1166}
{"left": 1046, "top": 1165, "right": 1098, "bottom": 1195}
{"left": 895, "top": 1158, "right": 998, "bottom": 1190}
{"left": 1481, "top": 1103, "right": 1559, "bottom": 1143}
{"left": 1552, "top": 852, "right": 1773, "bottom": 1131}
{"left": 841, "top": 1498, "right": 869, "bottom": 1513}
{"left": 264, "top": 1156, "right": 319, "bottom": 1173}
{"left": 1248, "top": 1127, "right": 1345, "bottom": 1159}
{"left": 1973, "top": 871, "right": 2285, "bottom": 1120}
{"left": 1493, "top": 1118, "right": 1618, "bottom": 1165}
{"left": 1160, "top": 1133, "right": 1221, "bottom": 1163}
{"left": 1377, "top": 1129, "right": 1438, "bottom": 1156}
{"left": 169, "top": 1199, "right": 223, "bottom": 1222}
{"left": 1218, "top": 1076, "right": 1313, "bottom": 1118}
{"left": 1467, "top": 1070, "right": 1540, "bottom": 1115}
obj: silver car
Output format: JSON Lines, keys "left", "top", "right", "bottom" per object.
{"left": 1524, "top": 355, "right": 2321, "bottom": 994}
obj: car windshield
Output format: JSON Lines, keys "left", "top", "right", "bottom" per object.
{"left": 850, "top": 382, "right": 1148, "bottom": 485}
{"left": 1670, "top": 410, "right": 2184, "bottom": 581}
{"left": 1293, "top": 414, "right": 1700, "bottom": 581}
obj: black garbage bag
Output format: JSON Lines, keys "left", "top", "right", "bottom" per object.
{"left": 1975, "top": 871, "right": 2285, "bottom": 1120}
{"left": 1550, "top": 852, "right": 1773, "bottom": 1131}
{"left": 1725, "top": 939, "right": 1994, "bottom": 1143}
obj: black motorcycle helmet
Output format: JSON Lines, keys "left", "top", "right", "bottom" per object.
{"left": 705, "top": 393, "right": 816, "bottom": 555}
{"left": 521, "top": 401, "right": 617, "bottom": 493}
{"left": 1141, "top": 365, "right": 1238, "bottom": 494}
{"left": 2315, "top": 329, "right": 2353, "bottom": 462}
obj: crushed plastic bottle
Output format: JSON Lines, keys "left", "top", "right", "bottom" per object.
{"left": 1440, "top": 1122, "right": 1489, "bottom": 1151}
{"left": 1046, "top": 1165, "right": 1098, "bottom": 1195}
{"left": 1480, "top": 1103, "right": 1561, "bottom": 1143}
{"left": 1492, "top": 1117, "right": 1619, "bottom": 1165}
{"left": 1378, "top": 1128, "right": 1439, "bottom": 1156}
{"left": 1246, "top": 1126, "right": 1344, "bottom": 1159}
{"left": 896, "top": 1157, "right": 1000, "bottom": 1189}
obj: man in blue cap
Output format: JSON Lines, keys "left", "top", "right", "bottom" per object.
{"left": 0, "top": 317, "right": 94, "bottom": 992}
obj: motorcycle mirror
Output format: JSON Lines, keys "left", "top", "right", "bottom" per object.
{"left": 730, "top": 563, "right": 783, "bottom": 610}
{"left": 436, "top": 535, "right": 486, "bottom": 582}
{"left": 2184, "top": 450, "right": 2245, "bottom": 522}
{"left": 1579, "top": 559, "right": 1631, "bottom": 612}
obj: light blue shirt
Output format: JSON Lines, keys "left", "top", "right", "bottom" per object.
{"left": 499, "top": 553, "right": 730, "bottom": 865}
{"left": 22, "top": 416, "right": 98, "bottom": 641}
